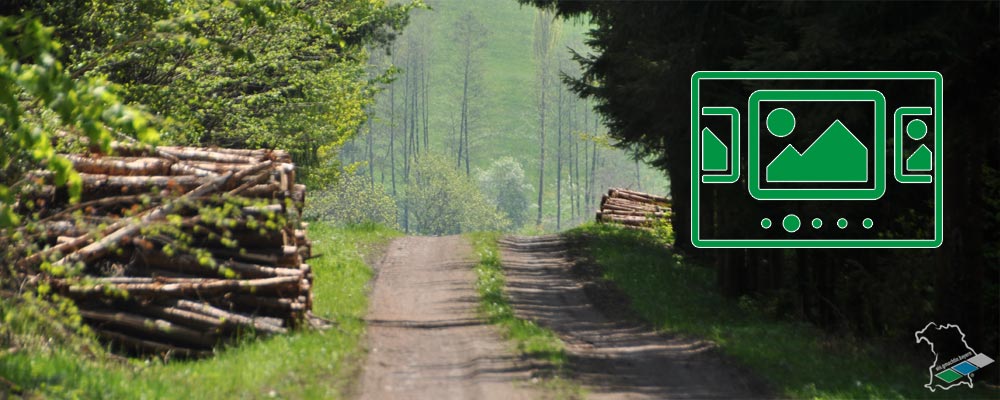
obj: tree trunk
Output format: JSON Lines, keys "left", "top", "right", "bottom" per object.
{"left": 556, "top": 83, "right": 564, "bottom": 230}
{"left": 389, "top": 52, "right": 397, "bottom": 197}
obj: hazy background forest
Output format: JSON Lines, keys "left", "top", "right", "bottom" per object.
{"left": 326, "top": 0, "right": 665, "bottom": 234}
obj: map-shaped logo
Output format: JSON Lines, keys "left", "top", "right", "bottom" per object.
{"left": 915, "top": 322, "right": 995, "bottom": 391}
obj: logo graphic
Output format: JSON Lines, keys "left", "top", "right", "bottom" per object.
{"left": 691, "top": 71, "right": 943, "bottom": 248}
{"left": 915, "top": 322, "right": 995, "bottom": 392}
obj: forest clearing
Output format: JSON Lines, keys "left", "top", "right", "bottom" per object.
{"left": 1, "top": 0, "right": 997, "bottom": 399}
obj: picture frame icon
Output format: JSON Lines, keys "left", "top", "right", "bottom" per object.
{"left": 747, "top": 89, "right": 887, "bottom": 201}
{"left": 690, "top": 71, "right": 943, "bottom": 249}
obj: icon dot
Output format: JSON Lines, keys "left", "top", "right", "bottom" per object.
{"left": 837, "top": 218, "right": 848, "bottom": 229}
{"left": 766, "top": 108, "right": 796, "bottom": 137}
{"left": 783, "top": 214, "right": 801, "bottom": 233}
{"left": 862, "top": 218, "right": 874, "bottom": 229}
{"left": 907, "top": 119, "right": 928, "bottom": 140}
{"left": 812, "top": 218, "right": 823, "bottom": 229}
{"left": 761, "top": 218, "right": 772, "bottom": 229}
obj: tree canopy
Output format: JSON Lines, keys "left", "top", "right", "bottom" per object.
{"left": 0, "top": 0, "right": 415, "bottom": 228}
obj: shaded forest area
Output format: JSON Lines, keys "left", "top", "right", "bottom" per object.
{"left": 525, "top": 0, "right": 1000, "bottom": 376}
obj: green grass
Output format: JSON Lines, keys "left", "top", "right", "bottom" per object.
{"left": 466, "top": 232, "right": 584, "bottom": 399}
{"left": 565, "top": 223, "right": 996, "bottom": 400}
{"left": 0, "top": 221, "right": 399, "bottom": 399}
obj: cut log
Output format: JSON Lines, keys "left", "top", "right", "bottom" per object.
{"left": 66, "top": 155, "right": 172, "bottom": 176}
{"left": 80, "top": 174, "right": 204, "bottom": 193}
{"left": 55, "top": 161, "right": 273, "bottom": 267}
{"left": 158, "top": 148, "right": 259, "bottom": 164}
{"left": 223, "top": 293, "right": 306, "bottom": 313}
{"left": 167, "top": 299, "right": 287, "bottom": 334}
{"left": 63, "top": 276, "right": 302, "bottom": 298}
{"left": 16, "top": 145, "right": 314, "bottom": 358}
{"left": 139, "top": 250, "right": 304, "bottom": 279}
{"left": 95, "top": 328, "right": 212, "bottom": 358}
{"left": 131, "top": 303, "right": 228, "bottom": 331}
{"left": 597, "top": 188, "right": 672, "bottom": 229}
{"left": 80, "top": 309, "right": 216, "bottom": 348}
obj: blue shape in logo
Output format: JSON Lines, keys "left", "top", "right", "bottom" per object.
{"left": 953, "top": 361, "right": 978, "bottom": 376}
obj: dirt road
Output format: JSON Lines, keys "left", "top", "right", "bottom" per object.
{"left": 357, "top": 236, "right": 535, "bottom": 400}
{"left": 499, "top": 235, "right": 769, "bottom": 399}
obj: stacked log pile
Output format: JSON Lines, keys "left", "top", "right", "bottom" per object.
{"left": 596, "top": 188, "right": 671, "bottom": 229}
{"left": 11, "top": 144, "right": 316, "bottom": 357}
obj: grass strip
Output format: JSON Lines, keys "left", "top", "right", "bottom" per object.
{"left": 467, "top": 232, "right": 585, "bottom": 399}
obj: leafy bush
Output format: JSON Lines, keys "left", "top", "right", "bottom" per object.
{"left": 477, "top": 156, "right": 532, "bottom": 230}
{"left": 304, "top": 168, "right": 399, "bottom": 228}
{"left": 405, "top": 155, "right": 509, "bottom": 235}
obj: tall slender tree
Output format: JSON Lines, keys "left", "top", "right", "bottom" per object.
{"left": 533, "top": 8, "right": 559, "bottom": 225}
{"left": 555, "top": 70, "right": 564, "bottom": 230}
{"left": 453, "top": 11, "right": 488, "bottom": 176}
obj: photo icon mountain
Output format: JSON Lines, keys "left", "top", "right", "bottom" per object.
{"left": 766, "top": 117, "right": 868, "bottom": 183}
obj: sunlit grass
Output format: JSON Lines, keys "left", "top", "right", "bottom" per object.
{"left": 565, "top": 223, "right": 995, "bottom": 400}
{"left": 0, "top": 221, "right": 399, "bottom": 399}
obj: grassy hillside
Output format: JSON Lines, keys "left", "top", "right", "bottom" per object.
{"left": 350, "top": 0, "right": 668, "bottom": 232}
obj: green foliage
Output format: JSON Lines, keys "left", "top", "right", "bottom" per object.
{"left": 0, "top": 221, "right": 399, "bottom": 399}
{"left": 12, "top": 0, "right": 414, "bottom": 175}
{"left": 476, "top": 156, "right": 532, "bottom": 230}
{"left": 565, "top": 223, "right": 994, "bottom": 399}
{"left": 0, "top": 14, "right": 160, "bottom": 227}
{"left": 405, "top": 155, "right": 509, "bottom": 235}
{"left": 305, "top": 166, "right": 399, "bottom": 228}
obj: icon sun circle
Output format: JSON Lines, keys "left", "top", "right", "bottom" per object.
{"left": 906, "top": 119, "right": 928, "bottom": 140}
{"left": 766, "top": 107, "right": 796, "bottom": 137}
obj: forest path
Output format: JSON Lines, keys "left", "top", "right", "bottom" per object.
{"left": 357, "top": 235, "right": 535, "bottom": 400}
{"left": 499, "top": 235, "right": 770, "bottom": 399}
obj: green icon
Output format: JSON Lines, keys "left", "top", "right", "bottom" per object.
{"left": 935, "top": 369, "right": 963, "bottom": 384}
{"left": 690, "top": 71, "right": 943, "bottom": 248}
{"left": 701, "top": 107, "right": 740, "bottom": 184}
{"left": 783, "top": 214, "right": 801, "bottom": 233}
{"left": 894, "top": 107, "right": 934, "bottom": 183}
{"left": 767, "top": 107, "right": 795, "bottom": 137}
{"left": 862, "top": 218, "right": 874, "bottom": 229}
{"left": 907, "top": 119, "right": 928, "bottom": 140}
{"left": 907, "top": 144, "right": 933, "bottom": 172}
{"left": 766, "top": 119, "right": 868, "bottom": 182}
{"left": 701, "top": 127, "right": 728, "bottom": 171}
{"left": 749, "top": 89, "right": 886, "bottom": 201}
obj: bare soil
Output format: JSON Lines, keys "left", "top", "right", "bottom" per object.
{"left": 356, "top": 236, "right": 536, "bottom": 400}
{"left": 356, "top": 234, "right": 770, "bottom": 399}
{"left": 499, "top": 235, "right": 771, "bottom": 399}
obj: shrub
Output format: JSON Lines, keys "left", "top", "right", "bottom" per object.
{"left": 405, "top": 155, "right": 509, "bottom": 235}
{"left": 304, "top": 168, "right": 399, "bottom": 228}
